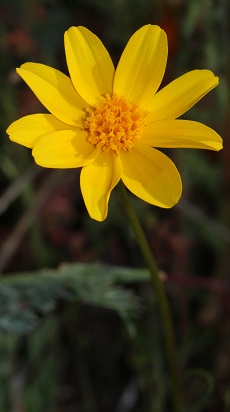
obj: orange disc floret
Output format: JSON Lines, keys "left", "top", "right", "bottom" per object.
{"left": 84, "top": 94, "right": 148, "bottom": 155}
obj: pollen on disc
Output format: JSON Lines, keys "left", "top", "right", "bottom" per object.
{"left": 84, "top": 94, "right": 147, "bottom": 155}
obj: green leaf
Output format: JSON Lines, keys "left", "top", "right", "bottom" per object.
{"left": 0, "top": 263, "right": 146, "bottom": 335}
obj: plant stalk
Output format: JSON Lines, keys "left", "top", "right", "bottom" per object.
{"left": 118, "top": 181, "right": 182, "bottom": 412}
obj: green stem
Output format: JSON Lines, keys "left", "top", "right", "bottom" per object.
{"left": 118, "top": 181, "right": 182, "bottom": 412}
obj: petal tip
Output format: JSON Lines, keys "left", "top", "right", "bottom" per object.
{"left": 215, "top": 139, "right": 223, "bottom": 152}
{"left": 89, "top": 210, "right": 107, "bottom": 222}
{"left": 16, "top": 64, "right": 30, "bottom": 75}
{"left": 211, "top": 73, "right": 219, "bottom": 86}
{"left": 204, "top": 69, "right": 219, "bottom": 86}
{"left": 64, "top": 26, "right": 76, "bottom": 37}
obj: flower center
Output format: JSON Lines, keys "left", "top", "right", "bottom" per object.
{"left": 84, "top": 94, "right": 147, "bottom": 155}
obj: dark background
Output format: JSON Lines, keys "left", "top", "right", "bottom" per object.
{"left": 0, "top": 0, "right": 230, "bottom": 411}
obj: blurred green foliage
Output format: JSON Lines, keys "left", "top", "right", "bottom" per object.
{"left": 0, "top": 0, "right": 230, "bottom": 411}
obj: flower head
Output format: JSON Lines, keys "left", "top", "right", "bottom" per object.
{"left": 7, "top": 25, "right": 222, "bottom": 221}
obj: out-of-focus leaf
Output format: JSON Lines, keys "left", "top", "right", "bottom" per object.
{"left": 0, "top": 263, "right": 146, "bottom": 334}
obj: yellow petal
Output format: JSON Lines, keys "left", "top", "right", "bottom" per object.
{"left": 32, "top": 130, "right": 96, "bottom": 168}
{"left": 147, "top": 70, "right": 219, "bottom": 122}
{"left": 17, "top": 63, "right": 87, "bottom": 127}
{"left": 64, "top": 26, "right": 115, "bottom": 107}
{"left": 113, "top": 25, "right": 167, "bottom": 109}
{"left": 80, "top": 151, "right": 122, "bottom": 221}
{"left": 6, "top": 114, "right": 73, "bottom": 148}
{"left": 121, "top": 143, "right": 182, "bottom": 208}
{"left": 141, "top": 120, "right": 223, "bottom": 151}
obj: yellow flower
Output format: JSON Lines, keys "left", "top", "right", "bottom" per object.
{"left": 7, "top": 25, "right": 222, "bottom": 221}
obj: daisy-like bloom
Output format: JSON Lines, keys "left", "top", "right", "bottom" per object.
{"left": 7, "top": 25, "right": 222, "bottom": 221}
